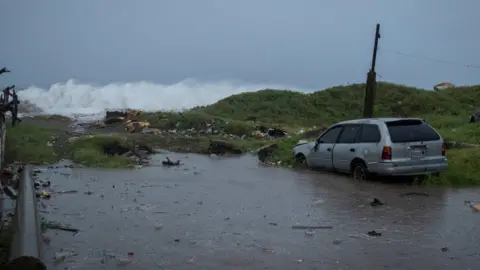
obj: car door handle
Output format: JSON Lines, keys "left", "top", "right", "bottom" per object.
{"left": 349, "top": 148, "right": 355, "bottom": 152}
{"left": 327, "top": 148, "right": 331, "bottom": 152}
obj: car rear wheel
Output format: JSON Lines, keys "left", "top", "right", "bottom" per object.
{"left": 352, "top": 162, "right": 369, "bottom": 181}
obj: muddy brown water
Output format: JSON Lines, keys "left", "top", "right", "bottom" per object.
{"left": 35, "top": 153, "right": 480, "bottom": 270}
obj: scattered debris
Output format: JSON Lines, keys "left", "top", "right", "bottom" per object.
{"left": 53, "top": 251, "right": 77, "bottom": 262}
{"left": 370, "top": 198, "right": 384, "bottom": 207}
{"left": 53, "top": 190, "right": 78, "bottom": 194}
{"left": 116, "top": 257, "right": 132, "bottom": 266}
{"left": 36, "top": 191, "right": 51, "bottom": 199}
{"left": 367, "top": 230, "right": 382, "bottom": 237}
{"left": 311, "top": 199, "right": 324, "bottom": 205}
{"left": 291, "top": 225, "right": 333, "bottom": 230}
{"left": 465, "top": 200, "right": 480, "bottom": 212}
{"left": 304, "top": 230, "right": 315, "bottom": 236}
{"left": 257, "top": 126, "right": 288, "bottom": 138}
{"left": 42, "top": 220, "right": 79, "bottom": 233}
{"left": 125, "top": 120, "right": 150, "bottom": 133}
{"left": 100, "top": 139, "right": 153, "bottom": 165}
{"left": 105, "top": 110, "right": 142, "bottom": 126}
{"left": 33, "top": 168, "right": 47, "bottom": 174}
{"left": 401, "top": 192, "right": 429, "bottom": 197}
{"left": 33, "top": 180, "right": 50, "bottom": 189}
{"left": 162, "top": 157, "right": 181, "bottom": 166}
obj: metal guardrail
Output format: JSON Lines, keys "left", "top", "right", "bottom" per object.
{"left": 4, "top": 166, "right": 46, "bottom": 270}
{"left": 1, "top": 67, "right": 45, "bottom": 269}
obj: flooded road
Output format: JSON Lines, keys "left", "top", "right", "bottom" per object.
{"left": 36, "top": 153, "right": 480, "bottom": 270}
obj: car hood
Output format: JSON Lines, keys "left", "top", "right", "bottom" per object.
{"left": 295, "top": 139, "right": 310, "bottom": 146}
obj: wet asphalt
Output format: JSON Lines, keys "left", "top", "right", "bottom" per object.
{"left": 35, "top": 153, "right": 480, "bottom": 270}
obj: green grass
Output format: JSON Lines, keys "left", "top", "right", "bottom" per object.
{"left": 5, "top": 125, "right": 134, "bottom": 168}
{"left": 69, "top": 135, "right": 134, "bottom": 168}
{"left": 5, "top": 124, "right": 58, "bottom": 164}
{"left": 193, "top": 83, "right": 480, "bottom": 126}
{"left": 424, "top": 148, "right": 480, "bottom": 187}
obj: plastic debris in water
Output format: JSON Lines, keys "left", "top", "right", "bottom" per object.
{"left": 367, "top": 230, "right": 382, "bottom": 237}
{"left": 116, "top": 257, "right": 132, "bottom": 265}
{"left": 465, "top": 200, "right": 480, "bottom": 212}
{"left": 304, "top": 230, "right": 315, "bottom": 236}
{"left": 311, "top": 199, "right": 324, "bottom": 205}
{"left": 53, "top": 251, "right": 76, "bottom": 261}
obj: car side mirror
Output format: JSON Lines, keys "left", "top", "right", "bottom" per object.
{"left": 313, "top": 140, "right": 321, "bottom": 151}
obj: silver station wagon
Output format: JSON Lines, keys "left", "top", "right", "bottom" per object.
{"left": 293, "top": 118, "right": 448, "bottom": 180}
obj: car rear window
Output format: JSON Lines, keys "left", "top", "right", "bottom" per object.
{"left": 386, "top": 119, "right": 440, "bottom": 143}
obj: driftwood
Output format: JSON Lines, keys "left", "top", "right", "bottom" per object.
{"left": 291, "top": 225, "right": 333, "bottom": 230}
{"left": 162, "top": 157, "right": 181, "bottom": 166}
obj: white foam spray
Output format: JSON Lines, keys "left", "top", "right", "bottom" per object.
{"left": 18, "top": 79, "right": 300, "bottom": 120}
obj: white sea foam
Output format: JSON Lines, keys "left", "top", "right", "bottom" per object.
{"left": 17, "top": 79, "right": 300, "bottom": 120}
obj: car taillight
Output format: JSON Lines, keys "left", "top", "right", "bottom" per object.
{"left": 442, "top": 143, "right": 446, "bottom": 156}
{"left": 381, "top": 146, "right": 392, "bottom": 160}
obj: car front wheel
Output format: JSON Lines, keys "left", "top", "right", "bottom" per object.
{"left": 295, "top": 154, "right": 309, "bottom": 168}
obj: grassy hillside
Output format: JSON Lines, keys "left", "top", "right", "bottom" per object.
{"left": 193, "top": 82, "right": 480, "bottom": 126}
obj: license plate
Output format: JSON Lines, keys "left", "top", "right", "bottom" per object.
{"left": 411, "top": 149, "right": 424, "bottom": 158}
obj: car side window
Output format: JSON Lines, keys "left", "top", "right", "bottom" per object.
{"left": 337, "top": 124, "right": 361, "bottom": 144}
{"left": 318, "top": 126, "right": 342, "bottom": 144}
{"left": 357, "top": 124, "right": 381, "bottom": 143}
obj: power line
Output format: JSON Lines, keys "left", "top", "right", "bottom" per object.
{"left": 381, "top": 48, "right": 480, "bottom": 69}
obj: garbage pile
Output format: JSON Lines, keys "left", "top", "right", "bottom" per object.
{"left": 251, "top": 126, "right": 288, "bottom": 139}
{"left": 104, "top": 110, "right": 143, "bottom": 125}
{"left": 102, "top": 139, "right": 154, "bottom": 165}
{"left": 102, "top": 110, "right": 289, "bottom": 140}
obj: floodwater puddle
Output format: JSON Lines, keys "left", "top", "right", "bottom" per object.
{"left": 34, "top": 154, "right": 480, "bottom": 270}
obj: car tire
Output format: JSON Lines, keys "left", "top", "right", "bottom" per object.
{"left": 351, "top": 161, "right": 369, "bottom": 181}
{"left": 295, "top": 154, "right": 309, "bottom": 168}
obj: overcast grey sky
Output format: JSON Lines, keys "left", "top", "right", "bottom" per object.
{"left": 1, "top": 0, "right": 479, "bottom": 90}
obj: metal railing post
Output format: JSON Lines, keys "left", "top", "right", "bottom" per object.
{"left": 5, "top": 166, "right": 46, "bottom": 270}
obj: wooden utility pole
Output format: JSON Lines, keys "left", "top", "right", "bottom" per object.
{"left": 362, "top": 23, "right": 381, "bottom": 118}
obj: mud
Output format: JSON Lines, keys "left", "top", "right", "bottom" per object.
{"left": 34, "top": 154, "right": 480, "bottom": 270}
